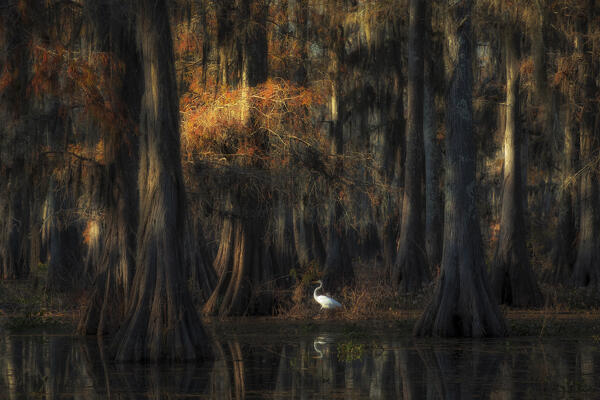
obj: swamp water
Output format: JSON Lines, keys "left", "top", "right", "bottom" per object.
{"left": 1, "top": 321, "right": 599, "bottom": 399}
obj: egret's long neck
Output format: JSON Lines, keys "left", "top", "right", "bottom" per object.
{"left": 314, "top": 283, "right": 322, "bottom": 300}
{"left": 314, "top": 342, "right": 323, "bottom": 358}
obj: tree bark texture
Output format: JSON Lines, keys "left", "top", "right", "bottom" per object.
{"left": 572, "top": 6, "right": 600, "bottom": 288}
{"left": 203, "top": 193, "right": 275, "bottom": 316}
{"left": 322, "top": 23, "right": 354, "bottom": 290}
{"left": 491, "top": 28, "right": 543, "bottom": 307}
{"left": 78, "top": 0, "right": 141, "bottom": 336}
{"left": 424, "top": 42, "right": 443, "bottom": 273}
{"left": 112, "top": 0, "right": 211, "bottom": 362}
{"left": 0, "top": 162, "right": 32, "bottom": 280}
{"left": 549, "top": 102, "right": 577, "bottom": 283}
{"left": 380, "top": 32, "right": 404, "bottom": 274}
{"left": 292, "top": 194, "right": 326, "bottom": 268}
{"left": 393, "top": 0, "right": 428, "bottom": 293}
{"left": 204, "top": 0, "right": 276, "bottom": 316}
{"left": 0, "top": 5, "right": 33, "bottom": 281}
{"left": 414, "top": 0, "right": 507, "bottom": 338}
{"left": 273, "top": 196, "right": 298, "bottom": 280}
{"left": 45, "top": 178, "right": 81, "bottom": 293}
{"left": 185, "top": 215, "right": 217, "bottom": 304}
{"left": 77, "top": 134, "right": 139, "bottom": 335}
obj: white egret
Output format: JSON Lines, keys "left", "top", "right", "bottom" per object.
{"left": 313, "top": 280, "right": 342, "bottom": 310}
{"left": 313, "top": 336, "right": 328, "bottom": 359}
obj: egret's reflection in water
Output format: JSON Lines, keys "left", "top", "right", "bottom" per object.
{"left": 313, "top": 334, "right": 332, "bottom": 359}
{"left": 1, "top": 327, "right": 599, "bottom": 399}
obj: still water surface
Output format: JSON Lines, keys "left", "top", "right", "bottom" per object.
{"left": 1, "top": 322, "right": 599, "bottom": 399}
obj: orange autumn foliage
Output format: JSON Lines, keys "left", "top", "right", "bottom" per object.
{"left": 28, "top": 45, "right": 130, "bottom": 151}
{"left": 180, "top": 77, "right": 326, "bottom": 164}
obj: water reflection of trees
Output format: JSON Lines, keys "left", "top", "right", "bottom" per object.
{"left": 1, "top": 335, "right": 600, "bottom": 398}
{"left": 0, "top": 335, "right": 212, "bottom": 399}
{"left": 0, "top": 335, "right": 96, "bottom": 399}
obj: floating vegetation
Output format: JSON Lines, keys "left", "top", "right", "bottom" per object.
{"left": 337, "top": 340, "right": 364, "bottom": 362}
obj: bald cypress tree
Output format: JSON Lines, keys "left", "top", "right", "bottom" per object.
{"left": 111, "top": 0, "right": 211, "bottom": 361}
{"left": 490, "top": 27, "right": 543, "bottom": 307}
{"left": 0, "top": 2, "right": 33, "bottom": 281}
{"left": 78, "top": 0, "right": 141, "bottom": 336}
{"left": 414, "top": 0, "right": 507, "bottom": 338}
{"left": 392, "top": 0, "right": 428, "bottom": 293}
{"left": 203, "top": 0, "right": 277, "bottom": 316}
{"left": 322, "top": 0, "right": 354, "bottom": 290}
{"left": 571, "top": 2, "right": 600, "bottom": 288}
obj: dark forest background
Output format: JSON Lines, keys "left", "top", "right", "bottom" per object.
{"left": 1, "top": 0, "right": 600, "bottom": 359}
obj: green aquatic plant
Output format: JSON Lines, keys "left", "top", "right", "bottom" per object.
{"left": 337, "top": 340, "right": 364, "bottom": 362}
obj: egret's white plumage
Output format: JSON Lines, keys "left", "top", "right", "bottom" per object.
{"left": 313, "top": 336, "right": 327, "bottom": 358}
{"left": 313, "top": 280, "right": 342, "bottom": 310}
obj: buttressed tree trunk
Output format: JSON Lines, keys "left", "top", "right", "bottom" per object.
{"left": 0, "top": 4, "right": 32, "bottom": 281}
{"left": 381, "top": 28, "right": 404, "bottom": 275}
{"left": 537, "top": 3, "right": 576, "bottom": 283}
{"left": 322, "top": 14, "right": 354, "bottom": 290}
{"left": 491, "top": 28, "right": 543, "bottom": 307}
{"left": 414, "top": 0, "right": 507, "bottom": 338}
{"left": 393, "top": 0, "right": 428, "bottom": 292}
{"left": 290, "top": 0, "right": 325, "bottom": 270}
{"left": 424, "top": 48, "right": 443, "bottom": 274}
{"left": 112, "top": 0, "right": 211, "bottom": 362}
{"left": 44, "top": 99, "right": 82, "bottom": 293}
{"left": 185, "top": 215, "right": 217, "bottom": 304}
{"left": 550, "top": 102, "right": 577, "bottom": 283}
{"left": 572, "top": 6, "right": 600, "bottom": 288}
{"left": 423, "top": 4, "right": 444, "bottom": 274}
{"left": 273, "top": 197, "right": 298, "bottom": 280}
{"left": 78, "top": 0, "right": 141, "bottom": 336}
{"left": 45, "top": 177, "right": 81, "bottom": 293}
{"left": 204, "top": 0, "right": 275, "bottom": 316}
{"left": 1, "top": 160, "right": 32, "bottom": 281}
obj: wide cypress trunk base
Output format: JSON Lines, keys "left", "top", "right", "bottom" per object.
{"left": 46, "top": 190, "right": 81, "bottom": 293}
{"left": 185, "top": 217, "right": 217, "bottom": 303}
{"left": 112, "top": 216, "right": 212, "bottom": 361}
{"left": 547, "top": 190, "right": 575, "bottom": 284}
{"left": 78, "top": 185, "right": 136, "bottom": 336}
{"left": 1, "top": 166, "right": 31, "bottom": 280}
{"left": 322, "top": 205, "right": 354, "bottom": 291}
{"left": 113, "top": 283, "right": 211, "bottom": 362}
{"left": 392, "top": 0, "right": 428, "bottom": 294}
{"left": 572, "top": 246, "right": 600, "bottom": 288}
{"left": 77, "top": 267, "right": 123, "bottom": 336}
{"left": 110, "top": 0, "right": 212, "bottom": 362}
{"left": 572, "top": 173, "right": 599, "bottom": 288}
{"left": 381, "top": 211, "right": 399, "bottom": 274}
{"left": 414, "top": 250, "right": 507, "bottom": 337}
{"left": 393, "top": 240, "right": 428, "bottom": 293}
{"left": 415, "top": 0, "right": 506, "bottom": 338}
{"left": 203, "top": 215, "right": 274, "bottom": 316}
{"left": 491, "top": 257, "right": 543, "bottom": 307}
